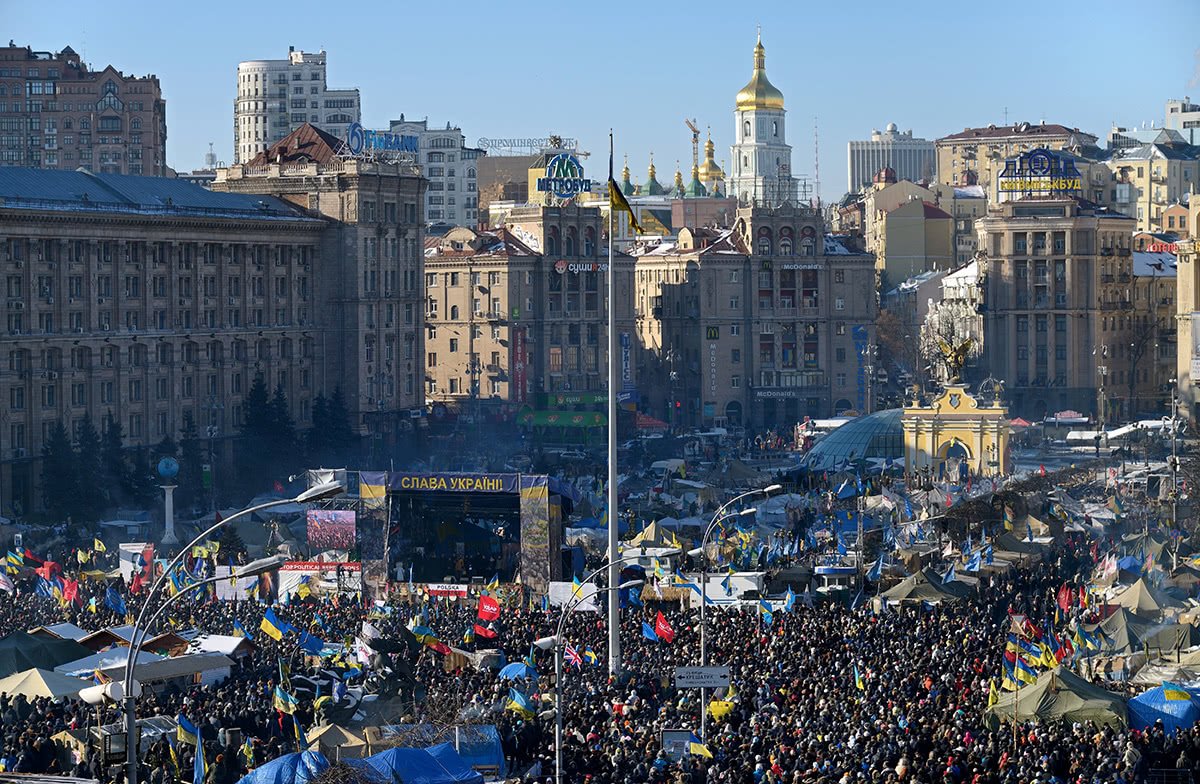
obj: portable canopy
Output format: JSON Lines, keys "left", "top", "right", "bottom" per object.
{"left": 347, "top": 746, "right": 482, "bottom": 784}
{"left": 366, "top": 725, "right": 504, "bottom": 777}
{"left": 880, "top": 567, "right": 972, "bottom": 604}
{"left": 306, "top": 724, "right": 368, "bottom": 760}
{"left": 235, "top": 751, "right": 329, "bottom": 784}
{"left": 1109, "top": 578, "right": 1183, "bottom": 617}
{"left": 0, "top": 632, "right": 91, "bottom": 679}
{"left": 1128, "top": 685, "right": 1200, "bottom": 734}
{"left": 627, "top": 521, "right": 676, "bottom": 547}
{"left": 986, "top": 666, "right": 1126, "bottom": 729}
{"left": 0, "top": 668, "right": 85, "bottom": 699}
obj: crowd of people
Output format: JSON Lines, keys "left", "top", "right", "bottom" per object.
{"left": 0, "top": 462, "right": 1195, "bottom": 783}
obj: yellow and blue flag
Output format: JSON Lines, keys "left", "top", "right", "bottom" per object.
{"left": 192, "top": 735, "right": 206, "bottom": 784}
{"left": 1163, "top": 682, "right": 1192, "bottom": 701}
{"left": 233, "top": 619, "right": 253, "bottom": 641}
{"left": 687, "top": 733, "right": 713, "bottom": 758}
{"left": 506, "top": 688, "right": 535, "bottom": 718}
{"left": 260, "top": 608, "right": 293, "bottom": 641}
{"left": 176, "top": 713, "right": 200, "bottom": 746}
{"left": 854, "top": 665, "right": 865, "bottom": 691}
{"left": 273, "top": 686, "right": 298, "bottom": 714}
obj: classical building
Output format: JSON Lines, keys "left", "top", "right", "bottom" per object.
{"left": 1130, "top": 249, "right": 1177, "bottom": 414}
{"left": 0, "top": 43, "right": 167, "bottom": 175}
{"left": 387, "top": 116, "right": 484, "bottom": 227}
{"left": 846, "top": 124, "right": 936, "bottom": 193}
{"left": 1104, "top": 138, "right": 1200, "bottom": 232}
{"left": 975, "top": 172, "right": 1137, "bottom": 420}
{"left": 634, "top": 204, "right": 877, "bottom": 429}
{"left": 213, "top": 124, "right": 428, "bottom": 444}
{"left": 233, "top": 48, "right": 359, "bottom": 165}
{"left": 935, "top": 121, "right": 1099, "bottom": 191}
{"left": 727, "top": 36, "right": 796, "bottom": 206}
{"left": 0, "top": 167, "right": 325, "bottom": 516}
{"left": 902, "top": 385, "right": 1010, "bottom": 481}
{"left": 422, "top": 205, "right": 637, "bottom": 417}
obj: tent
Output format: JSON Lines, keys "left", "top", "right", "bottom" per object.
{"left": 880, "top": 567, "right": 973, "bottom": 604}
{"left": 627, "top": 521, "right": 677, "bottom": 548}
{"left": 306, "top": 724, "right": 368, "bottom": 760}
{"left": 366, "top": 725, "right": 504, "bottom": 777}
{"left": 1128, "top": 685, "right": 1200, "bottom": 734}
{"left": 986, "top": 666, "right": 1127, "bottom": 729}
{"left": 0, "top": 668, "right": 85, "bottom": 699}
{"left": 236, "top": 751, "right": 329, "bottom": 784}
{"left": 1089, "top": 607, "right": 1196, "bottom": 655}
{"left": 346, "top": 746, "right": 483, "bottom": 784}
{"left": 0, "top": 632, "right": 91, "bottom": 679}
{"left": 1109, "top": 578, "right": 1183, "bottom": 618}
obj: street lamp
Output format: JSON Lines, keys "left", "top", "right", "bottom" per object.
{"left": 543, "top": 564, "right": 644, "bottom": 784}
{"left": 689, "top": 483, "right": 781, "bottom": 741}
{"left": 121, "top": 481, "right": 343, "bottom": 784}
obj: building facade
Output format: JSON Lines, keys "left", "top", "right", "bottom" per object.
{"left": 0, "top": 167, "right": 325, "bottom": 516}
{"left": 0, "top": 44, "right": 167, "bottom": 176}
{"left": 1166, "top": 98, "right": 1200, "bottom": 145}
{"left": 1104, "top": 139, "right": 1199, "bottom": 233}
{"left": 634, "top": 205, "right": 877, "bottom": 430}
{"left": 976, "top": 195, "right": 1136, "bottom": 421}
{"left": 387, "top": 116, "right": 483, "bottom": 227}
{"left": 213, "top": 124, "right": 428, "bottom": 445}
{"left": 846, "top": 124, "right": 935, "bottom": 193}
{"left": 423, "top": 206, "right": 637, "bottom": 413}
{"left": 727, "top": 36, "right": 795, "bottom": 206}
{"left": 935, "top": 122, "right": 1098, "bottom": 190}
{"left": 1173, "top": 200, "right": 1200, "bottom": 421}
{"left": 233, "top": 48, "right": 359, "bottom": 165}
{"left": 1130, "top": 250, "right": 1177, "bottom": 415}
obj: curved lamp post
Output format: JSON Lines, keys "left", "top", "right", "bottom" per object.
{"left": 538, "top": 553, "right": 648, "bottom": 784}
{"left": 688, "top": 483, "right": 781, "bottom": 742}
{"left": 122, "top": 481, "right": 344, "bottom": 784}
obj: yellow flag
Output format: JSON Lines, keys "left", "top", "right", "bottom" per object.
{"left": 93, "top": 539, "right": 107, "bottom": 553}
{"left": 708, "top": 699, "right": 734, "bottom": 720}
{"left": 987, "top": 678, "right": 999, "bottom": 709}
{"left": 608, "top": 178, "right": 642, "bottom": 234}
{"left": 77, "top": 550, "right": 90, "bottom": 564}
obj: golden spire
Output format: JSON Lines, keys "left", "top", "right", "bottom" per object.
{"left": 735, "top": 33, "right": 784, "bottom": 111}
{"left": 674, "top": 162, "right": 684, "bottom": 190}
{"left": 697, "top": 127, "right": 726, "bottom": 184}
{"left": 647, "top": 152, "right": 656, "bottom": 182}
{"left": 621, "top": 153, "right": 630, "bottom": 182}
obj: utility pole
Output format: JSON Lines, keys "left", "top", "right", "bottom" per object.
{"left": 205, "top": 395, "right": 224, "bottom": 515}
{"left": 1170, "top": 380, "right": 1179, "bottom": 534}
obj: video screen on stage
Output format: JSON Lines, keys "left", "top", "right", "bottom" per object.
{"left": 306, "top": 509, "right": 357, "bottom": 550}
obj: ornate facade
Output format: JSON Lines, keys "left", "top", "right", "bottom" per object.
{"left": 727, "top": 36, "right": 795, "bottom": 206}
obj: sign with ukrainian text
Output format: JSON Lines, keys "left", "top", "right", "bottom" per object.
{"left": 996, "top": 148, "right": 1082, "bottom": 198}
{"left": 536, "top": 153, "right": 591, "bottom": 198}
{"left": 389, "top": 472, "right": 521, "bottom": 493}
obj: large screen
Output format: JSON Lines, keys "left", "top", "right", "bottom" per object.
{"left": 306, "top": 509, "right": 357, "bottom": 550}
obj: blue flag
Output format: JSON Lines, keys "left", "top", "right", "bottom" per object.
{"left": 759, "top": 599, "right": 774, "bottom": 626}
{"left": 641, "top": 622, "right": 660, "bottom": 642}
{"left": 297, "top": 632, "right": 325, "bottom": 655}
{"left": 966, "top": 549, "right": 982, "bottom": 572}
{"left": 626, "top": 587, "right": 643, "bottom": 607}
{"left": 105, "top": 585, "right": 127, "bottom": 617}
{"left": 943, "top": 564, "right": 956, "bottom": 582}
{"left": 867, "top": 555, "right": 884, "bottom": 582}
{"left": 193, "top": 739, "right": 206, "bottom": 784}
{"left": 784, "top": 586, "right": 796, "bottom": 612}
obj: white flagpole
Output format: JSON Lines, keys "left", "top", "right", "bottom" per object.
{"left": 607, "top": 130, "right": 621, "bottom": 675}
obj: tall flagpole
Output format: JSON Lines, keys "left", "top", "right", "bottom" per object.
{"left": 607, "top": 130, "right": 621, "bottom": 675}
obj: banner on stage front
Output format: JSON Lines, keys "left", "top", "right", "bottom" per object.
{"left": 278, "top": 561, "right": 362, "bottom": 601}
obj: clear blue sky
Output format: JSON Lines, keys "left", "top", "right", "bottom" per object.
{"left": 7, "top": 0, "right": 1199, "bottom": 201}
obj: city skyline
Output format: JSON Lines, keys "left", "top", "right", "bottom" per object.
{"left": 6, "top": 0, "right": 1198, "bottom": 201}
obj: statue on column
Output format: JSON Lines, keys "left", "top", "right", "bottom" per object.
{"left": 937, "top": 338, "right": 974, "bottom": 384}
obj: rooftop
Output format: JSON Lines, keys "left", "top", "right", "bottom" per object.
{"left": 0, "top": 167, "right": 318, "bottom": 222}
{"left": 1132, "top": 251, "right": 1177, "bottom": 277}
{"left": 939, "top": 122, "right": 1096, "bottom": 143}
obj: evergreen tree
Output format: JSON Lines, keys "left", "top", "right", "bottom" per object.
{"left": 40, "top": 421, "right": 76, "bottom": 523}
{"left": 178, "top": 411, "right": 205, "bottom": 510}
{"left": 100, "top": 413, "right": 132, "bottom": 505}
{"left": 269, "top": 383, "right": 297, "bottom": 453}
{"left": 307, "top": 392, "right": 330, "bottom": 460}
{"left": 326, "top": 386, "right": 358, "bottom": 461}
{"left": 74, "top": 413, "right": 104, "bottom": 522}
{"left": 237, "top": 375, "right": 274, "bottom": 495}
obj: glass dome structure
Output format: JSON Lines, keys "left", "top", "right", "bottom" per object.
{"left": 801, "top": 409, "right": 903, "bottom": 472}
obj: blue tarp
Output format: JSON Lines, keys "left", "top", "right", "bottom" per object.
{"left": 346, "top": 746, "right": 482, "bottom": 784}
{"left": 1129, "top": 686, "right": 1200, "bottom": 734}
{"left": 236, "top": 751, "right": 329, "bottom": 784}
{"left": 1117, "top": 556, "right": 1142, "bottom": 575}
{"left": 373, "top": 726, "right": 504, "bottom": 777}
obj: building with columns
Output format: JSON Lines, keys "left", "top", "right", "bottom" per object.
{"left": 727, "top": 36, "right": 796, "bottom": 207}
{"left": 1173, "top": 200, "right": 1200, "bottom": 421}
{"left": 0, "top": 167, "right": 325, "bottom": 515}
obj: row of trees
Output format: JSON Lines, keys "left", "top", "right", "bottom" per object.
{"left": 38, "top": 381, "right": 359, "bottom": 527}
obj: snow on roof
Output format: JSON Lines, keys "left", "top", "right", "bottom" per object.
{"left": 953, "top": 185, "right": 986, "bottom": 199}
{"left": 823, "top": 235, "right": 852, "bottom": 255}
{"left": 1132, "top": 250, "right": 1177, "bottom": 277}
{"left": 943, "top": 261, "right": 980, "bottom": 284}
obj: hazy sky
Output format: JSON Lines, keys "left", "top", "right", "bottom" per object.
{"left": 6, "top": 0, "right": 1199, "bottom": 200}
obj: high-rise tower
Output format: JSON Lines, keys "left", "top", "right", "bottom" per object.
{"left": 727, "top": 35, "right": 795, "bottom": 206}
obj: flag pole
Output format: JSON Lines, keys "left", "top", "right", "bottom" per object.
{"left": 607, "top": 130, "right": 621, "bottom": 675}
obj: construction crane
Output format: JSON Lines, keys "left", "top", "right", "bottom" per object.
{"left": 685, "top": 119, "right": 701, "bottom": 174}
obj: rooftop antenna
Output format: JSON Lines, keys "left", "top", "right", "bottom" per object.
{"left": 204, "top": 142, "right": 217, "bottom": 170}
{"left": 813, "top": 115, "right": 821, "bottom": 209}
{"left": 1003, "top": 106, "right": 1009, "bottom": 125}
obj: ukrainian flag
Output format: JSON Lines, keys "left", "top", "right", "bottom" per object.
{"left": 1014, "top": 656, "right": 1038, "bottom": 684}
{"left": 273, "top": 686, "right": 298, "bottom": 714}
{"left": 176, "top": 713, "right": 200, "bottom": 746}
{"left": 259, "top": 608, "right": 287, "bottom": 641}
{"left": 1163, "top": 682, "right": 1192, "bottom": 701}
{"left": 687, "top": 733, "right": 713, "bottom": 759}
{"left": 708, "top": 698, "right": 734, "bottom": 720}
{"left": 192, "top": 736, "right": 206, "bottom": 784}
{"left": 853, "top": 665, "right": 865, "bottom": 691}
{"left": 506, "top": 688, "right": 535, "bottom": 718}
{"left": 486, "top": 574, "right": 500, "bottom": 593}
{"left": 572, "top": 575, "right": 584, "bottom": 598}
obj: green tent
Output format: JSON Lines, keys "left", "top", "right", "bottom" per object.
{"left": 880, "top": 567, "right": 973, "bottom": 604}
{"left": 986, "top": 666, "right": 1127, "bottom": 729}
{"left": 0, "top": 632, "right": 91, "bottom": 679}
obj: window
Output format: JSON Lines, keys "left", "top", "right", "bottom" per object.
{"left": 834, "top": 297, "right": 845, "bottom": 311}
{"left": 731, "top": 349, "right": 741, "bottom": 364}
{"left": 427, "top": 352, "right": 437, "bottom": 368}
{"left": 449, "top": 338, "right": 458, "bottom": 353}
{"left": 731, "top": 375, "right": 741, "bottom": 388}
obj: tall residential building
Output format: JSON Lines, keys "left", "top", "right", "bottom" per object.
{"left": 935, "top": 121, "right": 1099, "bottom": 191}
{"left": 1104, "top": 139, "right": 1200, "bottom": 233}
{"left": 1130, "top": 249, "right": 1177, "bottom": 414}
{"left": 0, "top": 44, "right": 167, "bottom": 175}
{"left": 387, "top": 116, "right": 483, "bottom": 227}
{"left": 233, "top": 48, "right": 359, "bottom": 165}
{"left": 727, "top": 36, "right": 795, "bottom": 206}
{"left": 846, "top": 124, "right": 935, "bottom": 193}
{"left": 1175, "top": 201, "right": 1200, "bottom": 421}
{"left": 1166, "top": 98, "right": 1200, "bottom": 144}
{"left": 0, "top": 167, "right": 325, "bottom": 516}
{"left": 213, "top": 124, "right": 428, "bottom": 447}
{"left": 635, "top": 205, "right": 877, "bottom": 429}
{"left": 975, "top": 167, "right": 1137, "bottom": 421}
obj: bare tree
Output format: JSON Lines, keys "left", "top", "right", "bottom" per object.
{"left": 1126, "top": 313, "right": 1159, "bottom": 419}
{"left": 876, "top": 310, "right": 925, "bottom": 391}
{"left": 920, "top": 299, "right": 982, "bottom": 385}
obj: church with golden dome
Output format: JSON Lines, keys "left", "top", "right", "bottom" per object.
{"left": 728, "top": 34, "right": 795, "bottom": 206}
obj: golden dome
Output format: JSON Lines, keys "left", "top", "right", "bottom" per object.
{"left": 735, "top": 36, "right": 784, "bottom": 112}
{"left": 697, "top": 132, "right": 726, "bottom": 183}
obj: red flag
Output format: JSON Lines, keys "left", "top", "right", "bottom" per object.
{"left": 1056, "top": 584, "right": 1073, "bottom": 612}
{"left": 274, "top": 480, "right": 285, "bottom": 494}
{"left": 23, "top": 548, "right": 43, "bottom": 565}
{"left": 1039, "top": 465, "right": 1046, "bottom": 477}
{"left": 473, "top": 623, "right": 497, "bottom": 639}
{"left": 35, "top": 561, "right": 59, "bottom": 580}
{"left": 1059, "top": 634, "right": 1075, "bottom": 660}
{"left": 477, "top": 595, "right": 501, "bottom": 622}
{"left": 130, "top": 571, "right": 145, "bottom": 595}
{"left": 139, "top": 545, "right": 155, "bottom": 578}
{"left": 62, "top": 578, "right": 79, "bottom": 606}
{"left": 654, "top": 611, "right": 675, "bottom": 643}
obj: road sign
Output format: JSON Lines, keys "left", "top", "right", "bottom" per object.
{"left": 673, "top": 666, "right": 730, "bottom": 689}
